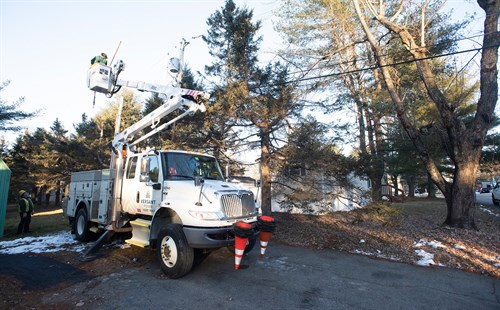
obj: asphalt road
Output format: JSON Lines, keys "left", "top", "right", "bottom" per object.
{"left": 39, "top": 243, "right": 499, "bottom": 309}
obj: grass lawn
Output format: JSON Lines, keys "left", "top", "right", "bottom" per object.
{"left": 2, "top": 203, "right": 69, "bottom": 240}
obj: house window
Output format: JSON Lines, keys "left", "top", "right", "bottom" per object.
{"left": 287, "top": 165, "right": 307, "bottom": 177}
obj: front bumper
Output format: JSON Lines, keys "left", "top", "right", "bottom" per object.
{"left": 183, "top": 224, "right": 259, "bottom": 248}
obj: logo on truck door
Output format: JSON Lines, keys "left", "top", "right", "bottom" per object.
{"left": 140, "top": 191, "right": 155, "bottom": 205}
{"left": 138, "top": 191, "right": 156, "bottom": 214}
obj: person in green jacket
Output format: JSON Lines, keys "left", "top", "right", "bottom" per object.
{"left": 90, "top": 52, "right": 108, "bottom": 66}
{"left": 17, "top": 190, "right": 34, "bottom": 234}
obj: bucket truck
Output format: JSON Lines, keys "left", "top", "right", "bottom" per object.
{"left": 63, "top": 53, "right": 259, "bottom": 279}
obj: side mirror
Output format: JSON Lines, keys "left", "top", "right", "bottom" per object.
{"left": 140, "top": 156, "right": 150, "bottom": 182}
{"left": 194, "top": 176, "right": 204, "bottom": 187}
{"left": 256, "top": 180, "right": 261, "bottom": 188}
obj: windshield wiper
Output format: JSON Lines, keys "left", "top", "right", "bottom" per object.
{"left": 204, "top": 176, "right": 221, "bottom": 180}
{"left": 171, "top": 175, "right": 194, "bottom": 179}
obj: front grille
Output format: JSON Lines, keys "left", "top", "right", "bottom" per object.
{"left": 220, "top": 193, "right": 256, "bottom": 218}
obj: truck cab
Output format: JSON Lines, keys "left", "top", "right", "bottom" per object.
{"left": 123, "top": 150, "right": 259, "bottom": 247}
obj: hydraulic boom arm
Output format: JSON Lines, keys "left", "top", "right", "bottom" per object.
{"left": 112, "top": 86, "right": 208, "bottom": 152}
{"left": 87, "top": 58, "right": 209, "bottom": 152}
{"left": 87, "top": 55, "right": 210, "bottom": 226}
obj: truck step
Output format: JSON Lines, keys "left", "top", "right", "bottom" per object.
{"left": 130, "top": 218, "right": 151, "bottom": 228}
{"left": 126, "top": 218, "right": 152, "bottom": 248}
{"left": 125, "top": 238, "right": 150, "bottom": 248}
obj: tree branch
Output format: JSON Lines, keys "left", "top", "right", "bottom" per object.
{"left": 353, "top": 0, "right": 448, "bottom": 193}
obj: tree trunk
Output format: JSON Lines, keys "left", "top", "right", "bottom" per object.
{"left": 355, "top": 98, "right": 367, "bottom": 154}
{"left": 56, "top": 187, "right": 61, "bottom": 205}
{"left": 372, "top": 111, "right": 385, "bottom": 198}
{"left": 408, "top": 180, "right": 415, "bottom": 198}
{"left": 368, "top": 166, "right": 383, "bottom": 201}
{"left": 426, "top": 173, "right": 436, "bottom": 198}
{"left": 444, "top": 158, "right": 479, "bottom": 229}
{"left": 260, "top": 130, "right": 272, "bottom": 215}
{"left": 391, "top": 175, "right": 400, "bottom": 196}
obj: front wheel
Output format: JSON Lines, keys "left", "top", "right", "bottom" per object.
{"left": 157, "top": 224, "right": 194, "bottom": 279}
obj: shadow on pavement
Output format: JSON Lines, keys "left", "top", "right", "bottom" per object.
{"left": 0, "top": 253, "right": 93, "bottom": 290}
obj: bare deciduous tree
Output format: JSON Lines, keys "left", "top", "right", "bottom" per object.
{"left": 353, "top": 0, "right": 499, "bottom": 228}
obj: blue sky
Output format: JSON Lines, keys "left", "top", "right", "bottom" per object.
{"left": 0, "top": 0, "right": 485, "bottom": 145}
{"left": 0, "top": 0, "right": 280, "bottom": 143}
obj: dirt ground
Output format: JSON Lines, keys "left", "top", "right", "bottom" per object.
{"left": 0, "top": 198, "right": 499, "bottom": 309}
{"left": 272, "top": 199, "right": 500, "bottom": 278}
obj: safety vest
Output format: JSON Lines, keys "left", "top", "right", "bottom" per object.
{"left": 91, "top": 55, "right": 107, "bottom": 66}
{"left": 18, "top": 198, "right": 30, "bottom": 213}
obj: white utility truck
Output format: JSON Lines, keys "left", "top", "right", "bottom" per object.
{"left": 64, "top": 53, "right": 259, "bottom": 279}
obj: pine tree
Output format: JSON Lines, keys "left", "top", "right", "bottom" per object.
{"left": 0, "top": 81, "right": 37, "bottom": 132}
{"left": 202, "top": 0, "right": 262, "bottom": 158}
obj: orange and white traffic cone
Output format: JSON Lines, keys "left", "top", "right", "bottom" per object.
{"left": 259, "top": 230, "right": 272, "bottom": 258}
{"left": 257, "top": 216, "right": 276, "bottom": 258}
{"left": 234, "top": 235, "right": 248, "bottom": 270}
{"left": 232, "top": 222, "right": 252, "bottom": 270}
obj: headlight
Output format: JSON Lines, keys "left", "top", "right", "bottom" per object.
{"left": 188, "top": 210, "right": 224, "bottom": 220}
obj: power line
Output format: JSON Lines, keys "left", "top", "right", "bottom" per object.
{"left": 282, "top": 44, "right": 499, "bottom": 86}
{"left": 283, "top": 31, "right": 492, "bottom": 77}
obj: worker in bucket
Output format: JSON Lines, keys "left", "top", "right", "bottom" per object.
{"left": 17, "top": 190, "right": 34, "bottom": 234}
{"left": 90, "top": 52, "right": 108, "bottom": 66}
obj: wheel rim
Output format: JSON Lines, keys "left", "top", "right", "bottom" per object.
{"left": 160, "top": 235, "right": 178, "bottom": 268}
{"left": 76, "top": 213, "right": 85, "bottom": 235}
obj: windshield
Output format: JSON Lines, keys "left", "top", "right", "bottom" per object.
{"left": 163, "top": 152, "right": 224, "bottom": 181}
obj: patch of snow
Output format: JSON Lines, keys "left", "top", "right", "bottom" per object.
{"left": 414, "top": 239, "right": 428, "bottom": 247}
{"left": 352, "top": 249, "right": 373, "bottom": 256}
{"left": 479, "top": 207, "right": 499, "bottom": 217}
{"left": 414, "top": 239, "right": 446, "bottom": 249}
{"left": 0, "top": 231, "right": 86, "bottom": 254}
{"left": 415, "top": 249, "right": 436, "bottom": 266}
{"left": 427, "top": 240, "right": 445, "bottom": 249}
{"left": 494, "top": 263, "right": 500, "bottom": 268}
{"left": 351, "top": 249, "right": 400, "bottom": 262}
{"left": 454, "top": 244, "right": 466, "bottom": 250}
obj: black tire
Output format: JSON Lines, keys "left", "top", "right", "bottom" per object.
{"left": 157, "top": 224, "right": 194, "bottom": 279}
{"left": 492, "top": 194, "right": 499, "bottom": 206}
{"left": 227, "top": 236, "right": 257, "bottom": 255}
{"left": 74, "top": 208, "right": 92, "bottom": 242}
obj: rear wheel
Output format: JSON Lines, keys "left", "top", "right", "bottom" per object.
{"left": 74, "top": 208, "right": 92, "bottom": 242}
{"left": 157, "top": 224, "right": 194, "bottom": 279}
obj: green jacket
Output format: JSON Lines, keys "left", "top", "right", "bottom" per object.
{"left": 91, "top": 55, "right": 107, "bottom": 66}
{"left": 18, "top": 198, "right": 34, "bottom": 213}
